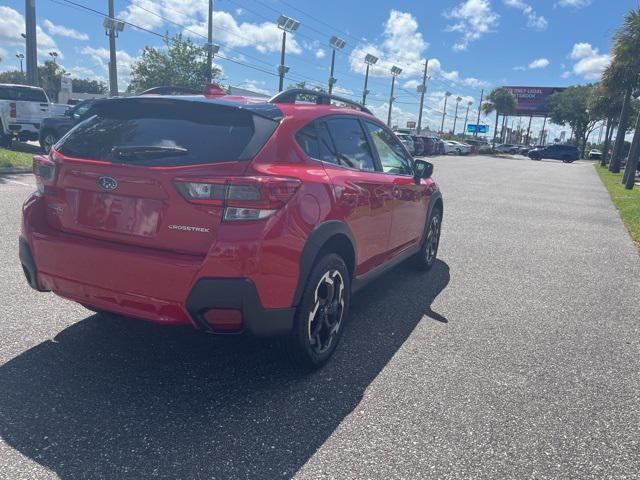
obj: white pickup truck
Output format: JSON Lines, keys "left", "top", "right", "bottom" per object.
{"left": 0, "top": 83, "right": 66, "bottom": 148}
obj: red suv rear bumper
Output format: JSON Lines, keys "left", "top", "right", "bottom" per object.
{"left": 20, "top": 194, "right": 295, "bottom": 336}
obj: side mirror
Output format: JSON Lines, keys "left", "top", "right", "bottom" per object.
{"left": 414, "top": 159, "right": 433, "bottom": 182}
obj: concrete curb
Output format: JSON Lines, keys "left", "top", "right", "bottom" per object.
{"left": 0, "top": 167, "right": 31, "bottom": 175}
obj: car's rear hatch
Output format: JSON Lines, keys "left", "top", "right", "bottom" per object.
{"left": 37, "top": 96, "right": 281, "bottom": 256}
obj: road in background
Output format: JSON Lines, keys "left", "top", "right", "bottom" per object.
{"left": 1, "top": 156, "right": 639, "bottom": 479}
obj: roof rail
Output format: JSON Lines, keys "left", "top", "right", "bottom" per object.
{"left": 268, "top": 89, "right": 373, "bottom": 115}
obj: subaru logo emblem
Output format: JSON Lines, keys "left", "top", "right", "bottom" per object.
{"left": 97, "top": 176, "right": 118, "bottom": 191}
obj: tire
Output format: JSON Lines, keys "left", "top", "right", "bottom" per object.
{"left": 412, "top": 206, "right": 442, "bottom": 271}
{"left": 0, "top": 132, "right": 12, "bottom": 149}
{"left": 285, "top": 253, "right": 350, "bottom": 369}
{"left": 40, "top": 131, "right": 58, "bottom": 154}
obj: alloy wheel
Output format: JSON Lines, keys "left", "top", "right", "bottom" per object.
{"left": 425, "top": 214, "right": 441, "bottom": 264}
{"left": 308, "top": 269, "right": 345, "bottom": 355}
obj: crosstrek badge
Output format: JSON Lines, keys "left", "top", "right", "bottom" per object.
{"left": 168, "top": 225, "right": 211, "bottom": 233}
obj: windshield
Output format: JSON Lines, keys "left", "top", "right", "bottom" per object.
{"left": 0, "top": 86, "right": 48, "bottom": 102}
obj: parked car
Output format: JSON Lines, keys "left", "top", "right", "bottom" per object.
{"left": 528, "top": 144, "right": 580, "bottom": 162}
{"left": 444, "top": 140, "right": 471, "bottom": 155}
{"left": 20, "top": 88, "right": 443, "bottom": 369}
{"left": 39, "top": 99, "right": 97, "bottom": 153}
{"left": 494, "top": 144, "right": 519, "bottom": 154}
{"left": 395, "top": 133, "right": 415, "bottom": 154}
{"left": 431, "top": 137, "right": 446, "bottom": 155}
{"left": 518, "top": 145, "right": 533, "bottom": 155}
{"left": 409, "top": 135, "right": 424, "bottom": 156}
{"left": 588, "top": 149, "right": 602, "bottom": 160}
{"left": 420, "top": 136, "right": 436, "bottom": 155}
{"left": 0, "top": 83, "right": 51, "bottom": 147}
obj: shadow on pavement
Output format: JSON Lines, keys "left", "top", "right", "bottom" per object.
{"left": 0, "top": 260, "right": 449, "bottom": 479}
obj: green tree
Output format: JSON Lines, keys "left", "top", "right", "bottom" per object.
{"left": 548, "top": 84, "right": 600, "bottom": 157}
{"left": 127, "top": 34, "right": 222, "bottom": 93}
{"left": 0, "top": 70, "right": 27, "bottom": 84}
{"left": 606, "top": 8, "right": 640, "bottom": 175}
{"left": 37, "top": 60, "right": 64, "bottom": 102}
{"left": 482, "top": 87, "right": 517, "bottom": 148}
{"left": 72, "top": 78, "right": 107, "bottom": 94}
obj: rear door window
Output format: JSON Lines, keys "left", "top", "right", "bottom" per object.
{"left": 0, "top": 86, "right": 47, "bottom": 102}
{"left": 323, "top": 117, "right": 376, "bottom": 171}
{"left": 57, "top": 98, "right": 279, "bottom": 166}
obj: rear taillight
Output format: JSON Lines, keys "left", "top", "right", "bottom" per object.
{"left": 175, "top": 176, "right": 301, "bottom": 221}
{"left": 33, "top": 151, "right": 59, "bottom": 193}
{"left": 9, "top": 102, "right": 16, "bottom": 118}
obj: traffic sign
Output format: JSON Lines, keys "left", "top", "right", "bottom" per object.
{"left": 467, "top": 124, "right": 489, "bottom": 133}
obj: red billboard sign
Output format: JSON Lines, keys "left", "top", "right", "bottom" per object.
{"left": 503, "top": 86, "right": 565, "bottom": 116}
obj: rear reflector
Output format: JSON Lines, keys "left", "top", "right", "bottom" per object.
{"left": 204, "top": 309, "right": 243, "bottom": 332}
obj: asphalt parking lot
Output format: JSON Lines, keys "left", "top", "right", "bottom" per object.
{"left": 1, "top": 155, "right": 639, "bottom": 479}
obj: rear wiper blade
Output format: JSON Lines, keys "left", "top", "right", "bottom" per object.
{"left": 112, "top": 145, "right": 189, "bottom": 159}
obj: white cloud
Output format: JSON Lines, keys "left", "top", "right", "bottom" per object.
{"left": 333, "top": 85, "right": 354, "bottom": 96}
{"left": 235, "top": 79, "right": 270, "bottom": 96}
{"left": 462, "top": 76, "right": 490, "bottom": 88}
{"left": 528, "top": 58, "right": 550, "bottom": 69}
{"left": 0, "top": 6, "right": 60, "bottom": 61}
{"left": 503, "top": 0, "right": 547, "bottom": 29}
{"left": 556, "top": 0, "right": 591, "bottom": 8}
{"left": 43, "top": 19, "right": 89, "bottom": 41}
{"left": 444, "top": 0, "right": 499, "bottom": 51}
{"left": 348, "top": 10, "right": 428, "bottom": 78}
{"left": 403, "top": 79, "right": 421, "bottom": 89}
{"left": 120, "top": 0, "right": 301, "bottom": 55}
{"left": 561, "top": 71, "right": 571, "bottom": 79}
{"left": 569, "top": 42, "right": 611, "bottom": 80}
{"left": 80, "top": 46, "right": 136, "bottom": 89}
{"left": 315, "top": 49, "right": 326, "bottom": 59}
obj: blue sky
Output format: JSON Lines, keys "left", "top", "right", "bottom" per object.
{"left": 0, "top": 0, "right": 634, "bottom": 138}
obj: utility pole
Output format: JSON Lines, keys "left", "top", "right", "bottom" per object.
{"left": 440, "top": 92, "right": 451, "bottom": 135}
{"left": 206, "top": 0, "right": 213, "bottom": 83}
{"left": 25, "top": 0, "right": 38, "bottom": 86}
{"left": 416, "top": 59, "right": 429, "bottom": 134}
{"left": 462, "top": 101, "right": 472, "bottom": 138}
{"left": 107, "top": 0, "right": 118, "bottom": 97}
{"left": 452, "top": 96, "right": 462, "bottom": 135}
{"left": 474, "top": 89, "right": 483, "bottom": 138}
{"left": 387, "top": 66, "right": 402, "bottom": 127}
{"left": 525, "top": 115, "right": 533, "bottom": 145}
{"left": 540, "top": 116, "right": 548, "bottom": 146}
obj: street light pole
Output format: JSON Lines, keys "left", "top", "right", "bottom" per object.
{"left": 49, "top": 51, "right": 58, "bottom": 64}
{"left": 463, "top": 100, "right": 473, "bottom": 137}
{"left": 328, "top": 36, "right": 345, "bottom": 95}
{"left": 206, "top": 0, "right": 213, "bottom": 83}
{"left": 25, "top": 0, "right": 38, "bottom": 86}
{"left": 474, "top": 89, "right": 484, "bottom": 138}
{"left": 16, "top": 53, "right": 24, "bottom": 74}
{"left": 107, "top": 0, "right": 118, "bottom": 96}
{"left": 416, "top": 59, "right": 429, "bottom": 134}
{"left": 452, "top": 96, "right": 462, "bottom": 135}
{"left": 440, "top": 92, "right": 451, "bottom": 135}
{"left": 387, "top": 66, "right": 402, "bottom": 127}
{"left": 276, "top": 15, "right": 300, "bottom": 93}
{"left": 362, "top": 54, "right": 378, "bottom": 106}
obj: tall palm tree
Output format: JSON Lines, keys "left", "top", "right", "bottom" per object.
{"left": 482, "top": 88, "right": 517, "bottom": 148}
{"left": 607, "top": 8, "right": 640, "bottom": 178}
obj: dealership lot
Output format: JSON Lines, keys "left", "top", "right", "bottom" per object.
{"left": 1, "top": 155, "right": 639, "bottom": 479}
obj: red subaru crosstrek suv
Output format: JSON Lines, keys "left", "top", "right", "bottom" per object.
{"left": 19, "top": 87, "right": 443, "bottom": 368}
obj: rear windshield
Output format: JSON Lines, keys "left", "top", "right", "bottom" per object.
{"left": 0, "top": 86, "right": 48, "bottom": 102}
{"left": 57, "top": 98, "right": 279, "bottom": 166}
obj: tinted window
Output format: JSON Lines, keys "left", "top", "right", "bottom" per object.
{"left": 365, "top": 122, "right": 414, "bottom": 175}
{"left": 295, "top": 123, "right": 320, "bottom": 159}
{"left": 57, "top": 98, "right": 278, "bottom": 166}
{"left": 324, "top": 117, "right": 376, "bottom": 171}
{"left": 72, "top": 101, "right": 93, "bottom": 118}
{"left": 0, "top": 86, "right": 47, "bottom": 102}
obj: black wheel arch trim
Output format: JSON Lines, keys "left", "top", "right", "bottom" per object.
{"left": 292, "top": 220, "right": 357, "bottom": 307}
